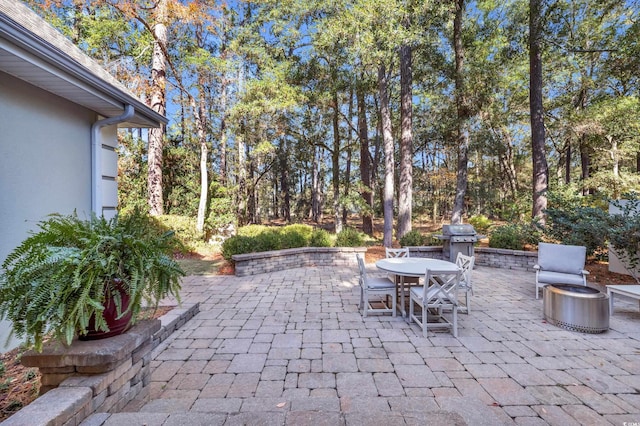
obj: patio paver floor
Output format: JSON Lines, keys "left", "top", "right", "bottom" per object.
{"left": 86, "top": 264, "right": 640, "bottom": 425}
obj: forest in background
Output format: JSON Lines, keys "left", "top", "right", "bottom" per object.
{"left": 24, "top": 0, "right": 640, "bottom": 244}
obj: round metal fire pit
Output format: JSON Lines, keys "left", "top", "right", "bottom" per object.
{"left": 543, "top": 284, "right": 609, "bottom": 333}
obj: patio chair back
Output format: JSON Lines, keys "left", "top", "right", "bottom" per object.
{"left": 409, "top": 268, "right": 461, "bottom": 337}
{"left": 455, "top": 253, "right": 475, "bottom": 313}
{"left": 385, "top": 247, "right": 410, "bottom": 258}
{"left": 385, "top": 247, "right": 419, "bottom": 285}
{"left": 534, "top": 243, "right": 588, "bottom": 299}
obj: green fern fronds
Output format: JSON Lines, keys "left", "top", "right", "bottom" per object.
{"left": 0, "top": 210, "right": 184, "bottom": 351}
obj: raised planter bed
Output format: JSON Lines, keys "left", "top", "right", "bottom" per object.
{"left": 3, "top": 303, "right": 199, "bottom": 426}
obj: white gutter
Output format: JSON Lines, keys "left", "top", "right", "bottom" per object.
{"left": 91, "top": 105, "right": 134, "bottom": 215}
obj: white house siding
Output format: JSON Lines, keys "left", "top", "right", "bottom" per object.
{"left": 100, "top": 125, "right": 119, "bottom": 220}
{"left": 0, "top": 71, "right": 119, "bottom": 349}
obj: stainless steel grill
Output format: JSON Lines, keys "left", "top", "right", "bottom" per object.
{"left": 436, "top": 224, "right": 480, "bottom": 263}
{"left": 543, "top": 284, "right": 609, "bottom": 333}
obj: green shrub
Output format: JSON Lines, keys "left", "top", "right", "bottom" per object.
{"left": 399, "top": 230, "right": 425, "bottom": 247}
{"left": 468, "top": 215, "right": 492, "bottom": 234}
{"left": 221, "top": 235, "right": 255, "bottom": 260}
{"left": 206, "top": 181, "right": 236, "bottom": 234}
{"left": 237, "top": 224, "right": 271, "bottom": 237}
{"left": 279, "top": 231, "right": 306, "bottom": 249}
{"left": 281, "top": 224, "right": 314, "bottom": 248}
{"left": 155, "top": 214, "right": 201, "bottom": 251}
{"left": 309, "top": 229, "right": 332, "bottom": 247}
{"left": 423, "top": 233, "right": 442, "bottom": 246}
{"left": 254, "top": 230, "right": 282, "bottom": 252}
{"left": 489, "top": 223, "right": 541, "bottom": 251}
{"left": 543, "top": 190, "right": 609, "bottom": 257}
{"left": 335, "top": 227, "right": 364, "bottom": 247}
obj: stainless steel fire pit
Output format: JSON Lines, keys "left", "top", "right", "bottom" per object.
{"left": 543, "top": 284, "right": 609, "bottom": 333}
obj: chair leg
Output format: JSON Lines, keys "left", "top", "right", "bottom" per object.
{"left": 363, "top": 292, "right": 368, "bottom": 318}
{"left": 452, "top": 305, "right": 458, "bottom": 338}
{"left": 392, "top": 291, "right": 397, "bottom": 317}
{"left": 422, "top": 303, "right": 427, "bottom": 337}
{"left": 409, "top": 296, "right": 414, "bottom": 323}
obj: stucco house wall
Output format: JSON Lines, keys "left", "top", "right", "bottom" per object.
{"left": 0, "top": 71, "right": 93, "bottom": 262}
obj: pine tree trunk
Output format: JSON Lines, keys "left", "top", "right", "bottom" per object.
{"left": 529, "top": 0, "right": 548, "bottom": 223}
{"left": 398, "top": 44, "right": 413, "bottom": 238}
{"left": 357, "top": 82, "right": 373, "bottom": 235}
{"left": 332, "top": 90, "right": 343, "bottom": 234}
{"left": 451, "top": 0, "right": 469, "bottom": 225}
{"left": 379, "top": 63, "right": 394, "bottom": 247}
{"left": 195, "top": 76, "right": 208, "bottom": 234}
{"left": 147, "top": 0, "right": 168, "bottom": 216}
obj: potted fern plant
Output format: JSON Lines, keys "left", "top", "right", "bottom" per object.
{"left": 0, "top": 211, "right": 184, "bottom": 352}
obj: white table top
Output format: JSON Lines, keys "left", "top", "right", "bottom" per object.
{"left": 375, "top": 257, "right": 459, "bottom": 277}
{"left": 606, "top": 285, "right": 640, "bottom": 295}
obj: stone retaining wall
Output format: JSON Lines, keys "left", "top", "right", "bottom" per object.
{"left": 406, "top": 246, "right": 537, "bottom": 272}
{"left": 4, "top": 303, "right": 199, "bottom": 426}
{"left": 233, "top": 247, "right": 367, "bottom": 277}
{"left": 232, "top": 245, "right": 537, "bottom": 277}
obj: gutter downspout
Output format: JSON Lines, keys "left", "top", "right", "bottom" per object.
{"left": 91, "top": 104, "right": 135, "bottom": 215}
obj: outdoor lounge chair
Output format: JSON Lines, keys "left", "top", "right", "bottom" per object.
{"left": 356, "top": 254, "right": 397, "bottom": 317}
{"left": 534, "top": 242, "right": 589, "bottom": 299}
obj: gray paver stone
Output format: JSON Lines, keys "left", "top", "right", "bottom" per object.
{"left": 322, "top": 353, "right": 358, "bottom": 373}
{"left": 285, "top": 411, "right": 344, "bottom": 426}
{"left": 163, "top": 412, "right": 227, "bottom": 426}
{"left": 227, "top": 354, "right": 267, "bottom": 373}
{"left": 336, "top": 373, "right": 378, "bottom": 397}
{"left": 190, "top": 397, "right": 243, "bottom": 413}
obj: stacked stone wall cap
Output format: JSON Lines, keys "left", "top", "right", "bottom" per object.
{"left": 22, "top": 320, "right": 161, "bottom": 371}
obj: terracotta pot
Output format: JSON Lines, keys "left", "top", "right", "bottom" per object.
{"left": 79, "top": 280, "right": 133, "bottom": 340}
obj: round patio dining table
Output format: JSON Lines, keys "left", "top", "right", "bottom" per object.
{"left": 375, "top": 257, "right": 460, "bottom": 318}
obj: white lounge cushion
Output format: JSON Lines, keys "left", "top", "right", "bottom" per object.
{"left": 537, "top": 242, "right": 586, "bottom": 275}
{"left": 537, "top": 270, "right": 587, "bottom": 286}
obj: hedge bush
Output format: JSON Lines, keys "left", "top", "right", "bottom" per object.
{"left": 155, "top": 214, "right": 202, "bottom": 252}
{"left": 335, "top": 227, "right": 364, "bottom": 247}
{"left": 309, "top": 229, "right": 332, "bottom": 247}
{"left": 543, "top": 190, "right": 610, "bottom": 257}
{"left": 468, "top": 215, "right": 492, "bottom": 234}
{"left": 398, "top": 230, "right": 425, "bottom": 247}
{"left": 222, "top": 224, "right": 330, "bottom": 260}
{"left": 489, "top": 223, "right": 541, "bottom": 251}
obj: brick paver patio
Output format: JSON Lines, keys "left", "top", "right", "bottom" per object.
{"left": 87, "top": 263, "right": 640, "bottom": 425}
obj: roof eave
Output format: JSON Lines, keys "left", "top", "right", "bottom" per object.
{"left": 0, "top": 10, "right": 167, "bottom": 128}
